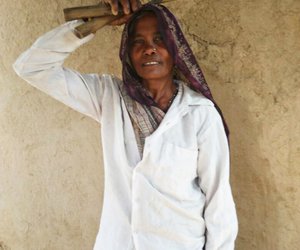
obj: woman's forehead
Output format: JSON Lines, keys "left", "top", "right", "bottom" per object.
{"left": 129, "top": 11, "right": 158, "bottom": 34}
{"left": 131, "top": 14, "right": 159, "bottom": 36}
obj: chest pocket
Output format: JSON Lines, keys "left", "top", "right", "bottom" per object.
{"left": 153, "top": 142, "right": 199, "bottom": 200}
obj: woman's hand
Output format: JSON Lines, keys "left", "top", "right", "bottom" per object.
{"left": 102, "top": 0, "right": 142, "bottom": 25}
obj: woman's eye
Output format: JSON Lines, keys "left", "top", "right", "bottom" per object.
{"left": 132, "top": 39, "right": 144, "bottom": 45}
{"left": 154, "top": 36, "right": 163, "bottom": 43}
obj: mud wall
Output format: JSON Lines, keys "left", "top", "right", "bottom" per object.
{"left": 0, "top": 0, "right": 299, "bottom": 249}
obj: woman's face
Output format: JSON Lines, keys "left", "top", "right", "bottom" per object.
{"left": 129, "top": 13, "right": 174, "bottom": 83}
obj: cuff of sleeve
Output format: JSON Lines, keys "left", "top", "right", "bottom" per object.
{"left": 68, "top": 20, "right": 95, "bottom": 45}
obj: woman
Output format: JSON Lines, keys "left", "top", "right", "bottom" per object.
{"left": 13, "top": 1, "right": 238, "bottom": 249}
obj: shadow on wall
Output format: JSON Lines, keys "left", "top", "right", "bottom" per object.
{"left": 179, "top": 1, "right": 288, "bottom": 249}
{"left": 0, "top": 241, "right": 10, "bottom": 250}
{"left": 228, "top": 91, "right": 279, "bottom": 250}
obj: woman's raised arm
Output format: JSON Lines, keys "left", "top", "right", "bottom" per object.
{"left": 13, "top": 20, "right": 107, "bottom": 123}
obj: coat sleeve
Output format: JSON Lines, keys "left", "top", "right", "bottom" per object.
{"left": 197, "top": 107, "right": 238, "bottom": 250}
{"left": 13, "top": 20, "right": 106, "bottom": 123}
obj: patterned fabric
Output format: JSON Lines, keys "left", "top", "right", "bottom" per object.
{"left": 119, "top": 3, "right": 229, "bottom": 137}
{"left": 119, "top": 81, "right": 182, "bottom": 156}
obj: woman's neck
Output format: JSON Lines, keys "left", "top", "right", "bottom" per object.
{"left": 142, "top": 78, "right": 177, "bottom": 111}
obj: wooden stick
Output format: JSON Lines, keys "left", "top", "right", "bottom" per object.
{"left": 64, "top": 0, "right": 175, "bottom": 21}
{"left": 64, "top": 3, "right": 113, "bottom": 22}
{"left": 64, "top": 0, "right": 176, "bottom": 38}
{"left": 74, "top": 16, "right": 118, "bottom": 38}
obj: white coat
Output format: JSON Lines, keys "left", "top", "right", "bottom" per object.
{"left": 13, "top": 20, "right": 238, "bottom": 250}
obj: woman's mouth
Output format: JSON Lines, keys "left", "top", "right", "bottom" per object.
{"left": 142, "top": 61, "right": 160, "bottom": 66}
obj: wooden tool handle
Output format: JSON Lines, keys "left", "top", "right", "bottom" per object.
{"left": 74, "top": 16, "right": 118, "bottom": 38}
{"left": 64, "top": 0, "right": 176, "bottom": 21}
{"left": 64, "top": 3, "right": 117, "bottom": 21}
{"left": 65, "top": 0, "right": 176, "bottom": 38}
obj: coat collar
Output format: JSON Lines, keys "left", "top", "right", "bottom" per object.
{"left": 178, "top": 81, "right": 213, "bottom": 108}
{"left": 155, "top": 82, "right": 213, "bottom": 136}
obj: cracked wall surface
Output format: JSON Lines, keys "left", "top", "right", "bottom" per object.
{"left": 1, "top": 0, "right": 299, "bottom": 249}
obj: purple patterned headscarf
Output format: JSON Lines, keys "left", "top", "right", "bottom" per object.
{"left": 119, "top": 3, "right": 229, "bottom": 136}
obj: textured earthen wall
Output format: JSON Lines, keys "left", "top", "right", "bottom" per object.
{"left": 1, "top": 0, "right": 299, "bottom": 249}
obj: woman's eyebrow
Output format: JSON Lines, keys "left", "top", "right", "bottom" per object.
{"left": 132, "top": 31, "right": 161, "bottom": 38}
{"left": 132, "top": 33, "right": 143, "bottom": 38}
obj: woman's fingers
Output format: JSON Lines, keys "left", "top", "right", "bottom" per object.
{"left": 102, "top": 0, "right": 143, "bottom": 26}
{"left": 119, "top": 0, "right": 142, "bottom": 14}
{"left": 130, "top": 0, "right": 142, "bottom": 12}
{"left": 120, "top": 0, "right": 130, "bottom": 14}
{"left": 107, "top": 0, "right": 119, "bottom": 15}
{"left": 105, "top": 0, "right": 142, "bottom": 15}
{"left": 109, "top": 14, "right": 132, "bottom": 26}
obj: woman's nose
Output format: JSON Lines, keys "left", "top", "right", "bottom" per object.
{"left": 143, "top": 42, "right": 157, "bottom": 55}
